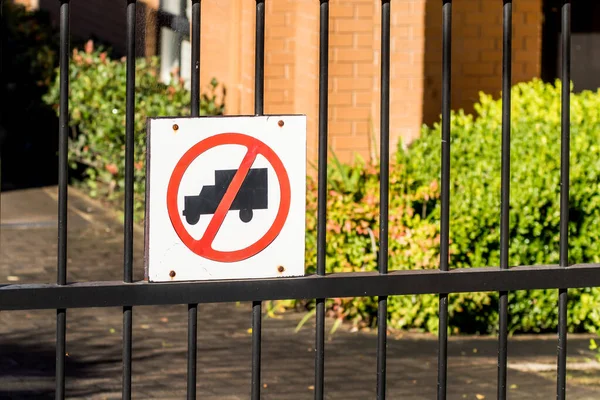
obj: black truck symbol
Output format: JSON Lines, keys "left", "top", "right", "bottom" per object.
{"left": 182, "top": 168, "right": 268, "bottom": 225}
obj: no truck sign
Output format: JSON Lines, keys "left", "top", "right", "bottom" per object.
{"left": 145, "top": 116, "right": 306, "bottom": 282}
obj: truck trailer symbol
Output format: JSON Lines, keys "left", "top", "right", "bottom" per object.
{"left": 182, "top": 168, "right": 268, "bottom": 224}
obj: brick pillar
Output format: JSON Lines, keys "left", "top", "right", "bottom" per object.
{"left": 385, "top": 0, "right": 429, "bottom": 153}
{"left": 327, "top": 1, "right": 377, "bottom": 163}
{"left": 293, "top": 1, "right": 319, "bottom": 162}
{"left": 422, "top": 0, "right": 543, "bottom": 126}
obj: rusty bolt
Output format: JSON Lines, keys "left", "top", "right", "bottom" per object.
{"left": 173, "top": 124, "right": 179, "bottom": 131}
{"left": 169, "top": 270, "right": 176, "bottom": 278}
{"left": 277, "top": 265, "right": 285, "bottom": 273}
{"left": 278, "top": 120, "right": 284, "bottom": 127}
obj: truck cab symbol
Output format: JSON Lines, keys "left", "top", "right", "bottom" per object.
{"left": 182, "top": 168, "right": 268, "bottom": 225}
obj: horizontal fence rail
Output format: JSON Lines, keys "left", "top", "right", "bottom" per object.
{"left": 4, "top": 0, "right": 597, "bottom": 398}
{"left": 1, "top": 264, "right": 599, "bottom": 310}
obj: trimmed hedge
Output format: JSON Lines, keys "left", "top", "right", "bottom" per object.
{"left": 275, "top": 79, "right": 600, "bottom": 335}
{"left": 301, "top": 156, "right": 442, "bottom": 332}
{"left": 401, "top": 79, "right": 600, "bottom": 333}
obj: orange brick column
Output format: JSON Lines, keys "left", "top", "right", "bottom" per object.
{"left": 422, "top": 0, "right": 543, "bottom": 125}
{"left": 327, "top": 1, "right": 377, "bottom": 163}
{"left": 21, "top": 0, "right": 544, "bottom": 164}
{"left": 293, "top": 1, "right": 319, "bottom": 162}
{"left": 377, "top": 0, "right": 430, "bottom": 154}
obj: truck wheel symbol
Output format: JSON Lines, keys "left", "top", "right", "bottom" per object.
{"left": 240, "top": 209, "right": 253, "bottom": 223}
{"left": 184, "top": 211, "right": 201, "bottom": 225}
{"left": 182, "top": 168, "right": 268, "bottom": 225}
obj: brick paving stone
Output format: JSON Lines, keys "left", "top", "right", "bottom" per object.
{"left": 1, "top": 187, "right": 599, "bottom": 399}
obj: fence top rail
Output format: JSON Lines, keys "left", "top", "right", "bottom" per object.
{"left": 1, "top": 263, "right": 599, "bottom": 311}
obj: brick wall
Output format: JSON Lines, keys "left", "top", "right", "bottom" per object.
{"left": 22, "top": 0, "right": 544, "bottom": 164}
{"left": 292, "top": 1, "right": 319, "bottom": 161}
{"left": 376, "top": 0, "right": 429, "bottom": 154}
{"left": 327, "top": 1, "right": 377, "bottom": 162}
{"left": 422, "top": 0, "right": 543, "bottom": 126}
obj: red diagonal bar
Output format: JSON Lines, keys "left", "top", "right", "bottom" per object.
{"left": 193, "top": 145, "right": 259, "bottom": 252}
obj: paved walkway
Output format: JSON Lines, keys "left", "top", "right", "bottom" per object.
{"left": 1, "top": 187, "right": 599, "bottom": 399}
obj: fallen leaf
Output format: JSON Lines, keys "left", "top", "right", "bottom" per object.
{"left": 472, "top": 348, "right": 478, "bottom": 353}
{"left": 109, "top": 328, "right": 116, "bottom": 334}
{"left": 140, "top": 324, "right": 150, "bottom": 329}
{"left": 476, "top": 394, "right": 485, "bottom": 400}
{"left": 160, "top": 317, "right": 169, "bottom": 323}
{"left": 510, "top": 384, "right": 518, "bottom": 389}
{"left": 7, "top": 276, "right": 20, "bottom": 282}
{"left": 263, "top": 384, "right": 268, "bottom": 388}
{"left": 308, "top": 386, "right": 315, "bottom": 390}
{"left": 247, "top": 328, "right": 252, "bottom": 334}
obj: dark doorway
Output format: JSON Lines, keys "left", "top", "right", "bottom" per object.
{"left": 542, "top": 0, "right": 600, "bottom": 92}
{"left": 0, "top": 4, "right": 59, "bottom": 192}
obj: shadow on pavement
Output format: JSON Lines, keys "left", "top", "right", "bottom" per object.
{"left": 0, "top": 326, "right": 161, "bottom": 399}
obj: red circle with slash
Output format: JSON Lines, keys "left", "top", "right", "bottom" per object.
{"left": 167, "top": 133, "right": 291, "bottom": 262}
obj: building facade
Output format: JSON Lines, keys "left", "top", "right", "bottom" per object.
{"left": 17, "top": 0, "right": 600, "bottom": 162}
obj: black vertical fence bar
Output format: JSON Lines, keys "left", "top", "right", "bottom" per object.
{"left": 187, "top": 304, "right": 198, "bottom": 399}
{"left": 191, "top": 0, "right": 201, "bottom": 117}
{"left": 56, "top": 1, "right": 70, "bottom": 399}
{"left": 251, "top": 1, "right": 265, "bottom": 399}
{"left": 314, "top": 0, "right": 329, "bottom": 399}
{"left": 124, "top": 0, "right": 136, "bottom": 285}
{"left": 557, "top": 1, "right": 571, "bottom": 399}
{"left": 187, "top": 2, "right": 201, "bottom": 399}
{"left": 437, "top": 1, "right": 451, "bottom": 399}
{"left": 376, "top": 1, "right": 390, "bottom": 399}
{"left": 122, "top": 1, "right": 136, "bottom": 398}
{"left": 497, "top": 1, "right": 512, "bottom": 399}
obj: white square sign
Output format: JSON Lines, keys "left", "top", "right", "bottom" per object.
{"left": 145, "top": 115, "right": 307, "bottom": 282}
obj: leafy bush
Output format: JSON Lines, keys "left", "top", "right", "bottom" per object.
{"left": 275, "top": 79, "right": 600, "bottom": 335}
{"left": 43, "top": 42, "right": 225, "bottom": 218}
{"left": 398, "top": 79, "right": 600, "bottom": 333}
{"left": 270, "top": 154, "right": 443, "bottom": 333}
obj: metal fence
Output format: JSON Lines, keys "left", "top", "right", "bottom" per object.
{"left": 1, "top": 0, "right": 599, "bottom": 399}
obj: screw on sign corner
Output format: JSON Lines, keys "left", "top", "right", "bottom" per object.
{"left": 169, "top": 270, "right": 176, "bottom": 278}
{"left": 172, "top": 124, "right": 179, "bottom": 131}
{"left": 277, "top": 266, "right": 285, "bottom": 274}
{"left": 278, "top": 120, "right": 284, "bottom": 127}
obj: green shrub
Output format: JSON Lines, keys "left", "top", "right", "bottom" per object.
{"left": 399, "top": 79, "right": 600, "bottom": 333}
{"left": 270, "top": 154, "right": 443, "bottom": 333}
{"left": 275, "top": 79, "right": 600, "bottom": 335}
{"left": 43, "top": 42, "right": 225, "bottom": 219}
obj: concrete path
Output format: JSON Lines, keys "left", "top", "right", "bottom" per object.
{"left": 1, "top": 187, "right": 599, "bottom": 399}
